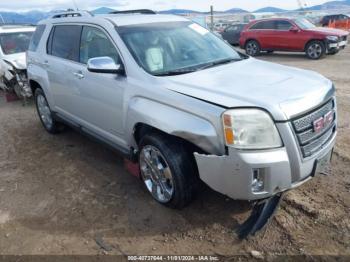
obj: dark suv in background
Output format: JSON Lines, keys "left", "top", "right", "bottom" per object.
{"left": 240, "top": 18, "right": 349, "bottom": 59}
{"left": 320, "top": 14, "right": 350, "bottom": 27}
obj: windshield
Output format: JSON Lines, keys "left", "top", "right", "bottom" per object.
{"left": 293, "top": 18, "right": 316, "bottom": 29}
{"left": 0, "top": 32, "right": 33, "bottom": 55}
{"left": 117, "top": 21, "right": 242, "bottom": 76}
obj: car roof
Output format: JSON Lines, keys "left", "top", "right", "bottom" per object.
{"left": 103, "top": 14, "right": 188, "bottom": 26}
{"left": 40, "top": 11, "right": 189, "bottom": 27}
{"left": 0, "top": 25, "right": 36, "bottom": 34}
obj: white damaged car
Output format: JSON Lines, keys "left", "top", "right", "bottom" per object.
{"left": 0, "top": 24, "right": 35, "bottom": 99}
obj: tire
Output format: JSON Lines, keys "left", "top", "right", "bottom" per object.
{"left": 35, "top": 88, "right": 64, "bottom": 134}
{"left": 139, "top": 133, "right": 197, "bottom": 209}
{"left": 305, "top": 40, "right": 326, "bottom": 60}
{"left": 245, "top": 40, "right": 261, "bottom": 56}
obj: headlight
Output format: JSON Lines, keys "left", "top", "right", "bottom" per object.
{"left": 326, "top": 36, "right": 339, "bottom": 42}
{"left": 222, "top": 109, "right": 283, "bottom": 149}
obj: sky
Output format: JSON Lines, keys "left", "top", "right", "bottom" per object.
{"left": 0, "top": 0, "right": 334, "bottom": 12}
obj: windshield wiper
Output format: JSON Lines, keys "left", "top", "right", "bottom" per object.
{"left": 198, "top": 58, "right": 241, "bottom": 70}
{"left": 154, "top": 58, "right": 241, "bottom": 76}
{"left": 154, "top": 69, "right": 197, "bottom": 76}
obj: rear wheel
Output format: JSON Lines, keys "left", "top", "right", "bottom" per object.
{"left": 139, "top": 133, "right": 197, "bottom": 209}
{"left": 306, "top": 40, "right": 325, "bottom": 59}
{"left": 35, "top": 88, "right": 64, "bottom": 134}
{"left": 245, "top": 40, "right": 261, "bottom": 56}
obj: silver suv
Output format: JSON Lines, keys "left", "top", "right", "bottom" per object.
{"left": 27, "top": 10, "right": 337, "bottom": 210}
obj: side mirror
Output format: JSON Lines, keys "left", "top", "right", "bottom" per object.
{"left": 289, "top": 26, "right": 300, "bottom": 33}
{"left": 87, "top": 57, "right": 125, "bottom": 75}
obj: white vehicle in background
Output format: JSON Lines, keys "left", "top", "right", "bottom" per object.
{"left": 0, "top": 24, "right": 35, "bottom": 99}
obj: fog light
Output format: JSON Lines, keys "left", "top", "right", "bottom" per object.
{"left": 252, "top": 169, "right": 265, "bottom": 193}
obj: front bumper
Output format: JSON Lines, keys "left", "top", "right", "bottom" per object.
{"left": 328, "top": 39, "right": 348, "bottom": 51}
{"left": 194, "top": 124, "right": 336, "bottom": 201}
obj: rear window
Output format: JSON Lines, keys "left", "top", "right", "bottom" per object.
{"left": 28, "top": 25, "right": 45, "bottom": 52}
{"left": 48, "top": 25, "right": 82, "bottom": 62}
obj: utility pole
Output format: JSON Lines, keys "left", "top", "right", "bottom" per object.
{"left": 0, "top": 14, "right": 5, "bottom": 24}
{"left": 210, "top": 5, "right": 214, "bottom": 31}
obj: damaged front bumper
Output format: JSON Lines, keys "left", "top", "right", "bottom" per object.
{"left": 194, "top": 126, "right": 336, "bottom": 201}
{"left": 0, "top": 59, "right": 32, "bottom": 99}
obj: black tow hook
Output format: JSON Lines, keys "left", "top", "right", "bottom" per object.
{"left": 237, "top": 193, "right": 284, "bottom": 239}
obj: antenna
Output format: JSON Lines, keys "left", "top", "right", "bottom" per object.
{"left": 72, "top": 0, "right": 79, "bottom": 11}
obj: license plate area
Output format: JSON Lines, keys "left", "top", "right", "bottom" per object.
{"left": 316, "top": 149, "right": 333, "bottom": 175}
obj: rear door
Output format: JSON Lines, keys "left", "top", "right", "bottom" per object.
{"left": 249, "top": 20, "right": 276, "bottom": 50}
{"left": 46, "top": 24, "right": 83, "bottom": 118}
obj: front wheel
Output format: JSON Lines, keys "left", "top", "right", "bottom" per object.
{"left": 139, "top": 133, "right": 197, "bottom": 209}
{"left": 245, "top": 40, "right": 261, "bottom": 56}
{"left": 306, "top": 40, "right": 325, "bottom": 59}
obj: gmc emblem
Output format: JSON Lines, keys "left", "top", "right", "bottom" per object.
{"left": 313, "top": 111, "right": 334, "bottom": 133}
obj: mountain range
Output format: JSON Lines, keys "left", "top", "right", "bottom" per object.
{"left": 1, "top": 0, "right": 350, "bottom": 24}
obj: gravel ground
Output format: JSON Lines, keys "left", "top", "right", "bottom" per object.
{"left": 0, "top": 48, "right": 349, "bottom": 259}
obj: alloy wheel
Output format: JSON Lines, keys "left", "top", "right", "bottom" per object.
{"left": 307, "top": 43, "right": 323, "bottom": 59}
{"left": 37, "top": 94, "right": 53, "bottom": 130}
{"left": 246, "top": 42, "right": 258, "bottom": 56}
{"left": 140, "top": 145, "right": 174, "bottom": 203}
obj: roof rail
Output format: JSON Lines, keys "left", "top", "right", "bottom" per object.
{"left": 109, "top": 9, "right": 156, "bottom": 15}
{"left": 0, "top": 23, "right": 36, "bottom": 27}
{"left": 51, "top": 10, "right": 93, "bottom": 19}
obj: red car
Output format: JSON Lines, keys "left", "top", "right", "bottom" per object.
{"left": 239, "top": 18, "right": 349, "bottom": 59}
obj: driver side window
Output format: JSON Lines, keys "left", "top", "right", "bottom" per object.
{"left": 80, "top": 26, "right": 120, "bottom": 64}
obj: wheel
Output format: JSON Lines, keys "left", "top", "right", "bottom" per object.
{"left": 139, "top": 133, "right": 197, "bottom": 209}
{"left": 245, "top": 40, "right": 261, "bottom": 56}
{"left": 35, "top": 88, "right": 64, "bottom": 134}
{"left": 306, "top": 40, "right": 325, "bottom": 59}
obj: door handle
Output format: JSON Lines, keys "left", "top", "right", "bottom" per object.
{"left": 73, "top": 71, "right": 84, "bottom": 79}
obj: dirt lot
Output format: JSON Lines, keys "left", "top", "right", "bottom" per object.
{"left": 0, "top": 48, "right": 349, "bottom": 259}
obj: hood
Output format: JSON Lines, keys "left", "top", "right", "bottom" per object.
{"left": 164, "top": 58, "right": 334, "bottom": 121}
{"left": 306, "top": 27, "right": 349, "bottom": 36}
{"left": 2, "top": 53, "right": 27, "bottom": 70}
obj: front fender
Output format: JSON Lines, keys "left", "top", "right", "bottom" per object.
{"left": 125, "top": 97, "right": 224, "bottom": 155}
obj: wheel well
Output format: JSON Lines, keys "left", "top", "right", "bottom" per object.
{"left": 133, "top": 123, "right": 205, "bottom": 154}
{"left": 304, "top": 39, "right": 326, "bottom": 51}
{"left": 29, "top": 80, "right": 42, "bottom": 95}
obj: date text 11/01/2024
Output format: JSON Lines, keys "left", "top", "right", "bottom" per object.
{"left": 127, "top": 256, "right": 220, "bottom": 261}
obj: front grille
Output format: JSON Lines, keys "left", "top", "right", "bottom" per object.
{"left": 292, "top": 99, "right": 336, "bottom": 158}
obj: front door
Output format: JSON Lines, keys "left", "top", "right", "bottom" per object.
{"left": 72, "top": 25, "right": 126, "bottom": 145}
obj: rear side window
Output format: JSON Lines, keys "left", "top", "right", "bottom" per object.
{"left": 49, "top": 25, "right": 82, "bottom": 62}
{"left": 250, "top": 21, "right": 275, "bottom": 30}
{"left": 28, "top": 25, "right": 46, "bottom": 51}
